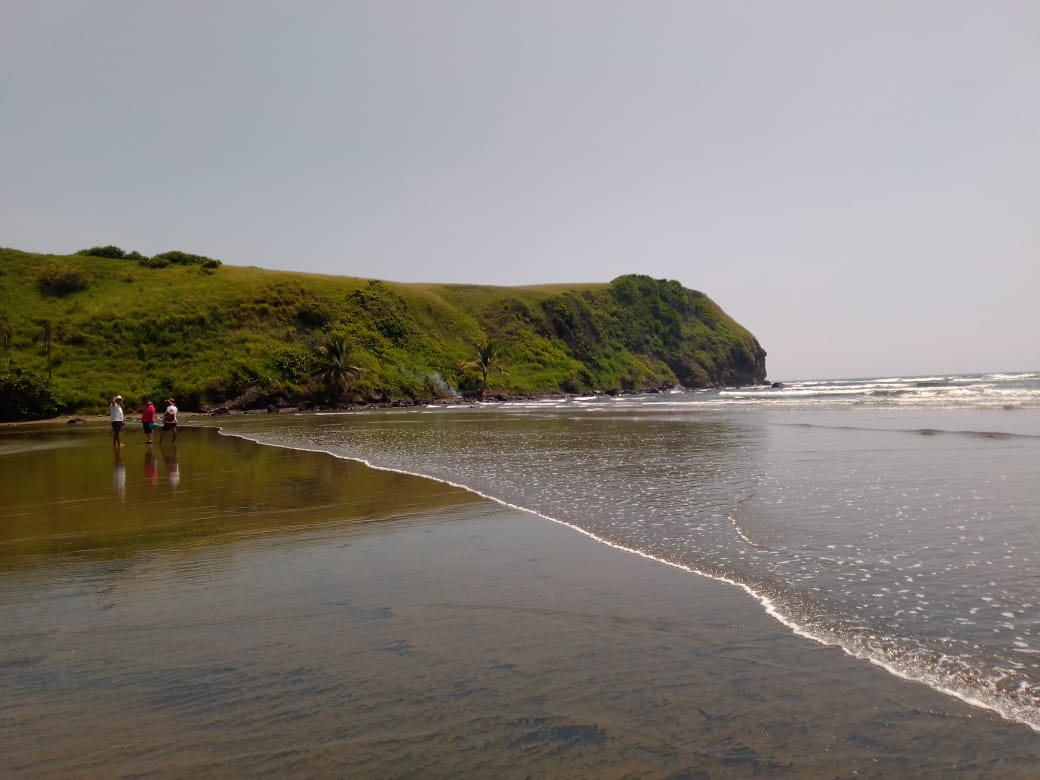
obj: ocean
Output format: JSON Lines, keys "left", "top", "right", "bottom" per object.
{"left": 218, "top": 371, "right": 1040, "bottom": 732}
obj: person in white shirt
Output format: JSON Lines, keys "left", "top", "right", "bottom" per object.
{"left": 159, "top": 398, "right": 179, "bottom": 445}
{"left": 110, "top": 395, "right": 125, "bottom": 448}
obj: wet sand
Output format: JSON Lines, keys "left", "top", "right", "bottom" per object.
{"left": 2, "top": 423, "right": 1039, "bottom": 778}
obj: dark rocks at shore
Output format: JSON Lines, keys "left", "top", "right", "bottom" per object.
{"left": 177, "top": 380, "right": 778, "bottom": 420}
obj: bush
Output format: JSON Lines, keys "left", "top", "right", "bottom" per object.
{"left": 227, "top": 360, "right": 272, "bottom": 395}
{"left": 152, "top": 375, "right": 207, "bottom": 412}
{"left": 267, "top": 346, "right": 311, "bottom": 382}
{"left": 456, "top": 373, "right": 484, "bottom": 397}
{"left": 76, "top": 245, "right": 126, "bottom": 259}
{"left": 152, "top": 250, "right": 221, "bottom": 268}
{"left": 0, "top": 367, "right": 62, "bottom": 421}
{"left": 37, "top": 263, "right": 88, "bottom": 296}
{"left": 295, "top": 299, "right": 334, "bottom": 329}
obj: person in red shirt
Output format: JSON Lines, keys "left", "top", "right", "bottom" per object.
{"left": 141, "top": 399, "right": 156, "bottom": 444}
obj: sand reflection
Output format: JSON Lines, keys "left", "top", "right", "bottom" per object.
{"left": 0, "top": 426, "right": 479, "bottom": 567}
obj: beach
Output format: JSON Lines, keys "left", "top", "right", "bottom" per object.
{"left": 2, "top": 421, "right": 1040, "bottom": 778}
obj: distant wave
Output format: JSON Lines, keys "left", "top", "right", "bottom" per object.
{"left": 775, "top": 421, "right": 1038, "bottom": 440}
{"left": 678, "top": 372, "right": 1040, "bottom": 412}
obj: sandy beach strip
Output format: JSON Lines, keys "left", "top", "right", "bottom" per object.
{"left": 1, "top": 423, "right": 1039, "bottom": 778}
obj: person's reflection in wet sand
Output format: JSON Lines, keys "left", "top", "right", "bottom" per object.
{"left": 113, "top": 449, "right": 126, "bottom": 500}
{"left": 163, "top": 447, "right": 180, "bottom": 489}
{"left": 143, "top": 447, "right": 158, "bottom": 488}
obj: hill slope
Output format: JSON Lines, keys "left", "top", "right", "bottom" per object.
{"left": 0, "top": 246, "right": 766, "bottom": 419}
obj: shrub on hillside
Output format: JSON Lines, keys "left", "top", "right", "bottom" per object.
{"left": 37, "top": 263, "right": 88, "bottom": 297}
{"left": 346, "top": 281, "right": 414, "bottom": 344}
{"left": 152, "top": 250, "right": 221, "bottom": 268}
{"left": 227, "top": 360, "right": 273, "bottom": 396}
{"left": 76, "top": 245, "right": 126, "bottom": 259}
{"left": 295, "top": 299, "right": 334, "bottom": 329}
{"left": 151, "top": 376, "right": 207, "bottom": 412}
{"left": 267, "top": 346, "right": 311, "bottom": 382}
{"left": 456, "top": 373, "right": 485, "bottom": 398}
{"left": 0, "top": 367, "right": 62, "bottom": 421}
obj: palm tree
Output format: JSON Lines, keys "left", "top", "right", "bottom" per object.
{"left": 461, "top": 338, "right": 505, "bottom": 397}
{"left": 312, "top": 336, "right": 364, "bottom": 403}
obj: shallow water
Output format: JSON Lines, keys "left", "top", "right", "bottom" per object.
{"left": 0, "top": 425, "right": 474, "bottom": 566}
{"left": 214, "top": 372, "right": 1040, "bottom": 732}
{"left": 4, "top": 423, "right": 1040, "bottom": 778}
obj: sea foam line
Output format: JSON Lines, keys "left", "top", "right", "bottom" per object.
{"left": 217, "top": 426, "right": 1040, "bottom": 734}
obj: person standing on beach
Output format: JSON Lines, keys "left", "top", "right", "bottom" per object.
{"left": 159, "top": 398, "right": 178, "bottom": 444}
{"left": 141, "top": 399, "right": 156, "bottom": 444}
{"left": 110, "top": 395, "right": 125, "bottom": 448}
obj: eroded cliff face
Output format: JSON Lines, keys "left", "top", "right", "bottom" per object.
{"left": 659, "top": 338, "right": 767, "bottom": 389}
{"left": 671, "top": 339, "right": 767, "bottom": 388}
{"left": 723, "top": 339, "right": 769, "bottom": 386}
{"left": 536, "top": 274, "right": 767, "bottom": 389}
{"left": 733, "top": 341, "right": 769, "bottom": 386}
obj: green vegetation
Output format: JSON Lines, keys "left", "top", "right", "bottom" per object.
{"left": 37, "top": 262, "right": 88, "bottom": 297}
{"left": 461, "top": 339, "right": 506, "bottom": 398}
{"left": 0, "top": 246, "right": 767, "bottom": 420}
{"left": 312, "top": 336, "right": 365, "bottom": 404}
{"left": 76, "top": 245, "right": 132, "bottom": 259}
{"left": 0, "top": 366, "right": 61, "bottom": 420}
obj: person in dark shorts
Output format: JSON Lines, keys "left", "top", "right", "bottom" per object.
{"left": 110, "top": 395, "right": 125, "bottom": 448}
{"left": 159, "top": 398, "right": 178, "bottom": 444}
{"left": 141, "top": 399, "right": 156, "bottom": 444}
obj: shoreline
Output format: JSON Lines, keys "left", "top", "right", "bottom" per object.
{"left": 0, "top": 388, "right": 672, "bottom": 429}
{"left": 0, "top": 378, "right": 771, "bottom": 430}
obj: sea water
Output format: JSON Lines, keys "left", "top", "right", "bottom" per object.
{"left": 219, "top": 371, "right": 1040, "bottom": 731}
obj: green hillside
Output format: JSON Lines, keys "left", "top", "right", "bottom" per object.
{"left": 0, "top": 245, "right": 766, "bottom": 420}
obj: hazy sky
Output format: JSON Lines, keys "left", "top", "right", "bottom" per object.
{"left": 3, "top": 2, "right": 1037, "bottom": 380}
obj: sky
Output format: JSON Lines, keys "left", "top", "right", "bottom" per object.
{"left": 2, "top": 2, "right": 1037, "bottom": 381}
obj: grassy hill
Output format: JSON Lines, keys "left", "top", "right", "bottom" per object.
{"left": 0, "top": 245, "right": 767, "bottom": 420}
